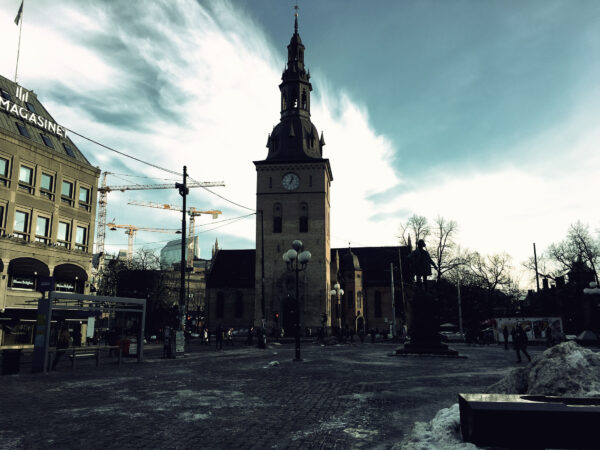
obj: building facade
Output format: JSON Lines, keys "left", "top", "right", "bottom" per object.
{"left": 0, "top": 74, "right": 100, "bottom": 345}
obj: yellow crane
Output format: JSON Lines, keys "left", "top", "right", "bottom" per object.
{"left": 107, "top": 222, "right": 181, "bottom": 261}
{"left": 127, "top": 200, "right": 222, "bottom": 267}
{"left": 95, "top": 171, "right": 225, "bottom": 257}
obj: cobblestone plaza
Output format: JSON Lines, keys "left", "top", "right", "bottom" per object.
{"left": 0, "top": 342, "right": 542, "bottom": 449}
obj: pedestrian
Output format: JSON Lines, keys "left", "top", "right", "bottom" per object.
{"left": 226, "top": 328, "right": 234, "bottom": 346}
{"left": 52, "top": 324, "right": 71, "bottom": 370}
{"left": 349, "top": 326, "right": 355, "bottom": 343}
{"left": 545, "top": 326, "right": 553, "bottom": 348}
{"left": 247, "top": 326, "right": 254, "bottom": 346}
{"left": 358, "top": 328, "right": 365, "bottom": 343}
{"left": 513, "top": 326, "right": 531, "bottom": 363}
{"left": 215, "top": 324, "right": 223, "bottom": 350}
{"left": 502, "top": 326, "right": 509, "bottom": 350}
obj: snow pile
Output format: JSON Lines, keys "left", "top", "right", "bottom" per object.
{"left": 398, "top": 342, "right": 600, "bottom": 449}
{"left": 487, "top": 341, "right": 600, "bottom": 396}
{"left": 394, "top": 404, "right": 478, "bottom": 450}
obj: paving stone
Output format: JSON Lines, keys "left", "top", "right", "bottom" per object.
{"left": 0, "top": 342, "right": 544, "bottom": 449}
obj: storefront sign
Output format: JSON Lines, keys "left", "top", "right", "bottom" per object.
{"left": 0, "top": 97, "right": 67, "bottom": 138}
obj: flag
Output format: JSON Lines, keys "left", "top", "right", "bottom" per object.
{"left": 14, "top": 1, "right": 23, "bottom": 26}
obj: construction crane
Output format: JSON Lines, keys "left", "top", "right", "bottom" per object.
{"left": 95, "top": 172, "right": 225, "bottom": 257}
{"left": 128, "top": 200, "right": 222, "bottom": 268}
{"left": 107, "top": 222, "right": 181, "bottom": 261}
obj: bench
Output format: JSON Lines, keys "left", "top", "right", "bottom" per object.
{"left": 48, "top": 345, "right": 122, "bottom": 370}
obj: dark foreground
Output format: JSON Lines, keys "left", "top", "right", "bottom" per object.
{"left": 0, "top": 341, "right": 543, "bottom": 449}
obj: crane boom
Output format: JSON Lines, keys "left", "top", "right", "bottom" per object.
{"left": 99, "top": 181, "right": 224, "bottom": 193}
{"left": 127, "top": 200, "right": 222, "bottom": 267}
{"left": 107, "top": 222, "right": 181, "bottom": 260}
{"left": 94, "top": 171, "right": 225, "bottom": 258}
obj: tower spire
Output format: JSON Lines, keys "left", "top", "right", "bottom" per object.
{"left": 294, "top": 2, "right": 299, "bottom": 34}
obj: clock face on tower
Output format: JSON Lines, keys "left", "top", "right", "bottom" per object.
{"left": 282, "top": 172, "right": 300, "bottom": 190}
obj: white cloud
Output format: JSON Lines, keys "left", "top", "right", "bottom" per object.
{"left": 1, "top": 1, "right": 597, "bottom": 286}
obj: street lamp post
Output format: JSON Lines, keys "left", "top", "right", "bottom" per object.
{"left": 283, "top": 240, "right": 311, "bottom": 361}
{"left": 330, "top": 283, "right": 344, "bottom": 338}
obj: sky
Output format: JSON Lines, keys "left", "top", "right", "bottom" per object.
{"left": 1, "top": 0, "right": 599, "bottom": 288}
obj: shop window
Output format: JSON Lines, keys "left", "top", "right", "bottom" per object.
{"left": 55, "top": 281, "right": 76, "bottom": 292}
{"left": 40, "top": 173, "right": 54, "bottom": 199}
{"left": 14, "top": 210, "right": 29, "bottom": 240}
{"left": 0, "top": 156, "right": 9, "bottom": 186}
{"left": 374, "top": 291, "right": 382, "bottom": 318}
{"left": 9, "top": 275, "right": 36, "bottom": 290}
{"left": 216, "top": 292, "right": 225, "bottom": 319}
{"left": 234, "top": 292, "right": 244, "bottom": 318}
{"left": 40, "top": 134, "right": 54, "bottom": 148}
{"left": 18, "top": 165, "right": 33, "bottom": 193}
{"left": 79, "top": 186, "right": 90, "bottom": 210}
{"left": 15, "top": 122, "right": 30, "bottom": 138}
{"left": 75, "top": 226, "right": 88, "bottom": 251}
{"left": 57, "top": 221, "right": 70, "bottom": 248}
{"left": 35, "top": 216, "right": 50, "bottom": 244}
{"left": 61, "top": 180, "right": 73, "bottom": 205}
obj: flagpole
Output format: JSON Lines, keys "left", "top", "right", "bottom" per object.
{"left": 14, "top": 0, "right": 24, "bottom": 83}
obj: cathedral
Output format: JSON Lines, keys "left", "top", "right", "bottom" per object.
{"left": 206, "top": 13, "right": 410, "bottom": 335}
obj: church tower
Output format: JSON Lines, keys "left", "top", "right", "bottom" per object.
{"left": 254, "top": 10, "right": 333, "bottom": 331}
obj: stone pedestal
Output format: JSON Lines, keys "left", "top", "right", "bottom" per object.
{"left": 396, "top": 288, "right": 458, "bottom": 356}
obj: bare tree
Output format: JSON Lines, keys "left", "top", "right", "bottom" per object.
{"left": 129, "top": 248, "right": 161, "bottom": 270}
{"left": 468, "top": 252, "right": 513, "bottom": 296}
{"left": 546, "top": 221, "right": 600, "bottom": 284}
{"left": 431, "top": 215, "right": 461, "bottom": 282}
{"left": 397, "top": 214, "right": 430, "bottom": 248}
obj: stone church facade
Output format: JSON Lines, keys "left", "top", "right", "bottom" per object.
{"left": 206, "top": 14, "right": 410, "bottom": 335}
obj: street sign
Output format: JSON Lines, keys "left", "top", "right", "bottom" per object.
{"left": 37, "top": 276, "right": 55, "bottom": 292}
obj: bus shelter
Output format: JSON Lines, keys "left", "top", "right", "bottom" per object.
{"left": 31, "top": 292, "right": 146, "bottom": 373}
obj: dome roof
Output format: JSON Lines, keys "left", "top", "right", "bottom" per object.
{"left": 266, "top": 115, "right": 322, "bottom": 161}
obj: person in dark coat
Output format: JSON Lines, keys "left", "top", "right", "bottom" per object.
{"left": 513, "top": 326, "right": 531, "bottom": 363}
{"left": 502, "top": 326, "right": 509, "bottom": 350}
{"left": 215, "top": 324, "right": 223, "bottom": 351}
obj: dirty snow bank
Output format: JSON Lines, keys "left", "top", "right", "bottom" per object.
{"left": 397, "top": 342, "right": 600, "bottom": 449}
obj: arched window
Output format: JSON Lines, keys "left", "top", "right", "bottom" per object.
{"left": 357, "top": 291, "right": 363, "bottom": 309}
{"left": 234, "top": 291, "right": 244, "bottom": 318}
{"left": 299, "top": 202, "right": 308, "bottom": 233}
{"left": 273, "top": 203, "right": 282, "bottom": 233}
{"left": 374, "top": 291, "right": 382, "bottom": 318}
{"left": 301, "top": 90, "right": 307, "bottom": 110}
{"left": 216, "top": 292, "right": 225, "bottom": 319}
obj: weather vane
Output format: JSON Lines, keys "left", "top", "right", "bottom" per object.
{"left": 294, "top": 1, "right": 299, "bottom": 17}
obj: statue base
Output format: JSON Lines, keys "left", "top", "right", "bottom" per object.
{"left": 398, "top": 287, "right": 460, "bottom": 357}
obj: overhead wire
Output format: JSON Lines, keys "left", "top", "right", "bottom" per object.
{"left": 65, "top": 127, "right": 181, "bottom": 176}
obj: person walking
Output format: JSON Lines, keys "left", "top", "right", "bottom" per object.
{"left": 502, "top": 326, "right": 509, "bottom": 350}
{"left": 513, "top": 326, "right": 531, "bottom": 363}
{"left": 215, "top": 324, "right": 223, "bottom": 351}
